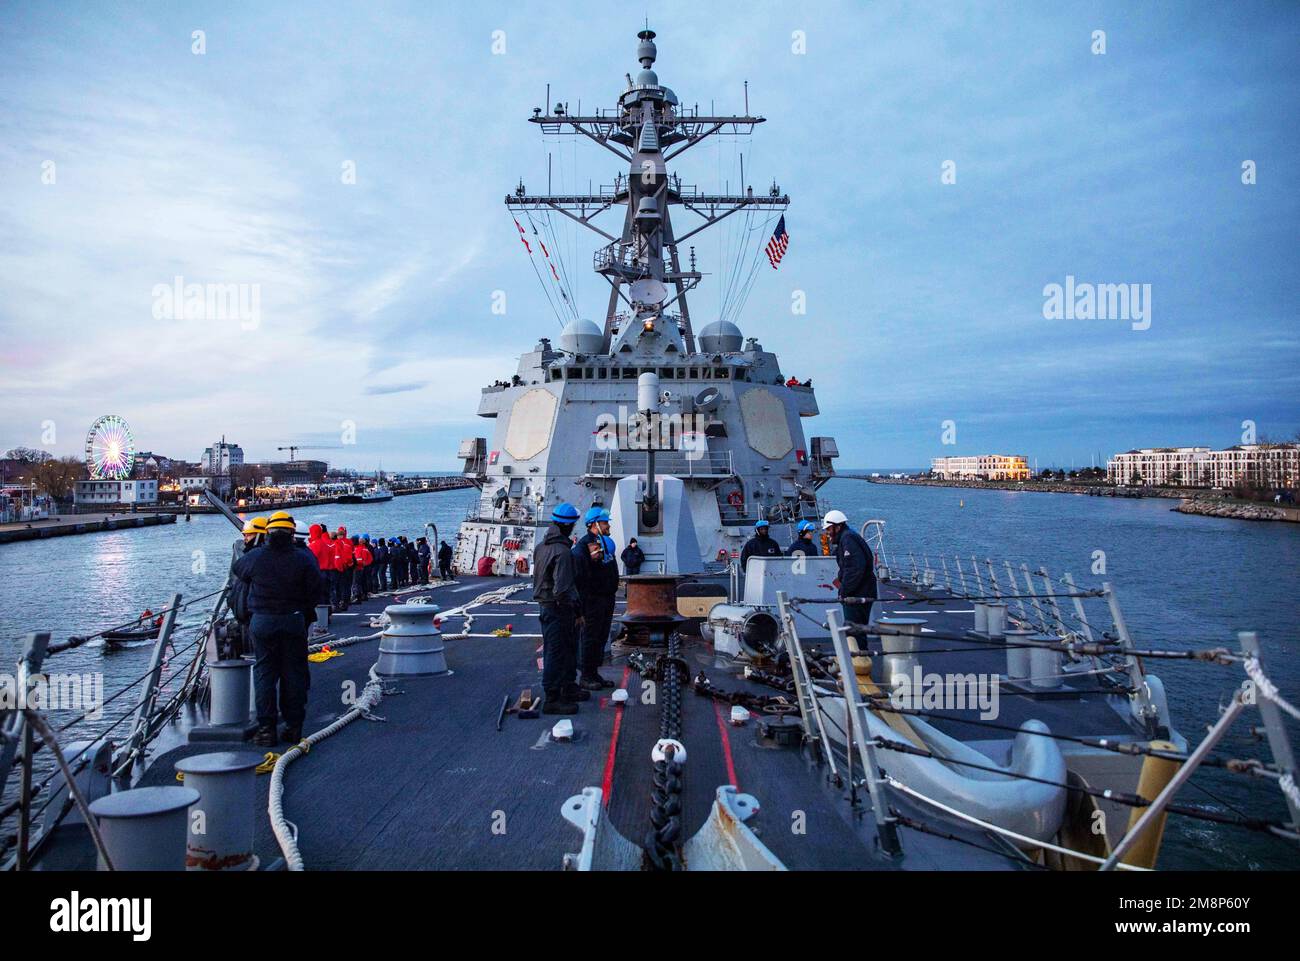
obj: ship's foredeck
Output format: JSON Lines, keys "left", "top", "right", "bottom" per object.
{"left": 40, "top": 573, "right": 1161, "bottom": 872}
{"left": 74, "top": 575, "right": 1039, "bottom": 871}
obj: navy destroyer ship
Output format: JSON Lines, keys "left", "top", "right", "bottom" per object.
{"left": 3, "top": 28, "right": 1297, "bottom": 875}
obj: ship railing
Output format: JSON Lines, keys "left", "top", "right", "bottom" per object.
{"left": 593, "top": 242, "right": 650, "bottom": 278}
{"left": 465, "top": 501, "right": 538, "bottom": 525}
{"left": 862, "top": 529, "right": 1166, "bottom": 731}
{"left": 775, "top": 591, "right": 1300, "bottom": 866}
{"left": 585, "top": 449, "right": 734, "bottom": 479}
{"left": 0, "top": 587, "right": 225, "bottom": 870}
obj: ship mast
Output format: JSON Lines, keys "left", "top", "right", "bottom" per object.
{"left": 505, "top": 28, "right": 790, "bottom": 352}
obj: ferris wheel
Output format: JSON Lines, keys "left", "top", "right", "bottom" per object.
{"left": 85, "top": 414, "right": 135, "bottom": 480}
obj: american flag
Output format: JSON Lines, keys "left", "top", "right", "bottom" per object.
{"left": 765, "top": 215, "right": 789, "bottom": 269}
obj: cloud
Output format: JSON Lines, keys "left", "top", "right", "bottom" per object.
{"left": 364, "top": 381, "right": 427, "bottom": 396}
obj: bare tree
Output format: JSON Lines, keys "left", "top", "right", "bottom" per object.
{"left": 4, "top": 447, "right": 53, "bottom": 463}
{"left": 32, "top": 457, "right": 86, "bottom": 501}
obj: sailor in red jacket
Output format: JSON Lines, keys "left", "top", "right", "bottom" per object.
{"left": 351, "top": 536, "right": 372, "bottom": 602}
{"left": 307, "top": 524, "right": 332, "bottom": 607}
{"left": 332, "top": 529, "right": 354, "bottom": 611}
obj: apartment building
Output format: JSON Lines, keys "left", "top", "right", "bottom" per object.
{"left": 930, "top": 454, "right": 1031, "bottom": 480}
{"left": 1107, "top": 444, "right": 1300, "bottom": 488}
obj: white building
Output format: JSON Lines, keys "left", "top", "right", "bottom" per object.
{"left": 202, "top": 439, "right": 244, "bottom": 475}
{"left": 1107, "top": 445, "right": 1300, "bottom": 488}
{"left": 931, "top": 454, "right": 1030, "bottom": 481}
{"left": 74, "top": 479, "right": 159, "bottom": 507}
{"left": 1105, "top": 447, "right": 1211, "bottom": 487}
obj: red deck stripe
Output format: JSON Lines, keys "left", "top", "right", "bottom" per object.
{"left": 600, "top": 666, "right": 633, "bottom": 807}
{"left": 712, "top": 700, "right": 739, "bottom": 790}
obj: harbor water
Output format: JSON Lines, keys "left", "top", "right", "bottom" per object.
{"left": 1, "top": 480, "right": 1295, "bottom": 869}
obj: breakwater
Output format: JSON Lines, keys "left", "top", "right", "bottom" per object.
{"left": 0, "top": 512, "right": 177, "bottom": 544}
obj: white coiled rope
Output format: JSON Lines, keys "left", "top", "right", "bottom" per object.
{"left": 268, "top": 665, "right": 384, "bottom": 871}
{"left": 267, "top": 583, "right": 528, "bottom": 870}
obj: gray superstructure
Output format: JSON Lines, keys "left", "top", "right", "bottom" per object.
{"left": 456, "top": 29, "right": 836, "bottom": 575}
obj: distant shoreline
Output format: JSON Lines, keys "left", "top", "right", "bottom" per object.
{"left": 841, "top": 475, "right": 1184, "bottom": 498}
{"left": 842, "top": 475, "right": 1299, "bottom": 523}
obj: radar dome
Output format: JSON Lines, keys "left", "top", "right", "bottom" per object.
{"left": 558, "top": 318, "right": 603, "bottom": 354}
{"left": 636, "top": 69, "right": 659, "bottom": 87}
{"left": 698, "top": 320, "right": 743, "bottom": 353}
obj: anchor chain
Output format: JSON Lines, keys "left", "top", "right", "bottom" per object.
{"left": 630, "top": 636, "right": 689, "bottom": 871}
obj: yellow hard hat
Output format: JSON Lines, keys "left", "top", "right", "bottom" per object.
{"left": 266, "top": 511, "right": 295, "bottom": 532}
{"left": 243, "top": 516, "right": 268, "bottom": 534}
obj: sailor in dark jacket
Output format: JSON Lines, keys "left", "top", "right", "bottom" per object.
{"left": 787, "top": 520, "right": 818, "bottom": 556}
{"left": 437, "top": 540, "right": 454, "bottom": 580}
{"left": 822, "top": 509, "right": 876, "bottom": 627}
{"left": 620, "top": 538, "right": 645, "bottom": 575}
{"left": 417, "top": 538, "right": 432, "bottom": 584}
{"left": 232, "top": 511, "right": 320, "bottom": 746}
{"left": 571, "top": 508, "right": 618, "bottom": 690}
{"left": 533, "top": 503, "right": 583, "bottom": 713}
{"left": 739, "top": 519, "right": 783, "bottom": 571}
{"left": 388, "top": 538, "right": 404, "bottom": 589}
{"left": 374, "top": 538, "right": 389, "bottom": 592}
{"left": 405, "top": 538, "right": 420, "bottom": 586}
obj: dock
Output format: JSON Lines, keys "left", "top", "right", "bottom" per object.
{"left": 0, "top": 512, "right": 177, "bottom": 544}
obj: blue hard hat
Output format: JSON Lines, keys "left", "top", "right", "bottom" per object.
{"left": 362, "top": 534, "right": 370, "bottom": 541}
{"left": 552, "top": 502, "right": 580, "bottom": 523}
{"left": 597, "top": 509, "right": 611, "bottom": 522}
{"left": 798, "top": 520, "right": 816, "bottom": 533}
{"left": 583, "top": 506, "right": 604, "bottom": 525}
{"left": 755, "top": 519, "right": 770, "bottom": 529}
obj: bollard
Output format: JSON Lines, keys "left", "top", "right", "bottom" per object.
{"left": 972, "top": 602, "right": 988, "bottom": 634}
{"left": 1002, "top": 629, "right": 1036, "bottom": 681}
{"left": 1027, "top": 633, "right": 1063, "bottom": 690}
{"left": 377, "top": 603, "right": 447, "bottom": 676}
{"left": 985, "top": 603, "right": 1007, "bottom": 638}
{"left": 174, "top": 751, "right": 264, "bottom": 871}
{"left": 190, "top": 660, "right": 258, "bottom": 742}
{"left": 209, "top": 660, "right": 252, "bottom": 726}
{"left": 88, "top": 786, "right": 199, "bottom": 870}
{"left": 875, "top": 616, "right": 925, "bottom": 689}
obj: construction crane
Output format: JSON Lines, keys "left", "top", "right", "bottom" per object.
{"left": 277, "top": 445, "right": 343, "bottom": 460}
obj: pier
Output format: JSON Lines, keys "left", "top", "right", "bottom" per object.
{"left": 0, "top": 511, "right": 177, "bottom": 544}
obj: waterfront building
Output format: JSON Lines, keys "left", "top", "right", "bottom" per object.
{"left": 201, "top": 438, "right": 244, "bottom": 475}
{"left": 930, "top": 454, "right": 1031, "bottom": 480}
{"left": 73, "top": 478, "right": 159, "bottom": 507}
{"left": 1107, "top": 444, "right": 1300, "bottom": 488}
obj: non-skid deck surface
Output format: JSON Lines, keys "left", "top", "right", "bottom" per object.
{"left": 124, "top": 575, "right": 1112, "bottom": 871}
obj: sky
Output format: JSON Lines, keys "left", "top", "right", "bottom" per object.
{"left": 1, "top": 1, "right": 1297, "bottom": 471}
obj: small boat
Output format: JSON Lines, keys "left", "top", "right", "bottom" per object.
{"left": 102, "top": 624, "right": 161, "bottom": 648}
{"left": 102, "top": 610, "right": 164, "bottom": 648}
{"left": 337, "top": 485, "right": 394, "bottom": 504}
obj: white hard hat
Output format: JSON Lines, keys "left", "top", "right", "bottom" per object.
{"left": 822, "top": 509, "right": 848, "bottom": 528}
